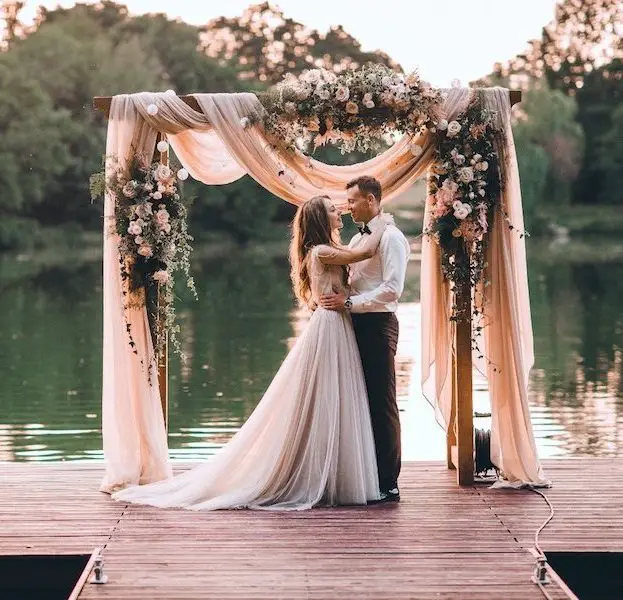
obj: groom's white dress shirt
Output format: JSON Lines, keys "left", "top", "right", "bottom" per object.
{"left": 348, "top": 214, "right": 410, "bottom": 313}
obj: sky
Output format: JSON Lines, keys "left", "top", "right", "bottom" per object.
{"left": 21, "top": 0, "right": 559, "bottom": 86}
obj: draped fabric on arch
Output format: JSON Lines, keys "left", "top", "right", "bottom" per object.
{"left": 100, "top": 87, "right": 547, "bottom": 494}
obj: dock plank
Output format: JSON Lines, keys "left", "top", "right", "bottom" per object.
{"left": 1, "top": 459, "right": 620, "bottom": 599}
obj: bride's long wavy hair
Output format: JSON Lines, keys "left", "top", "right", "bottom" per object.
{"left": 289, "top": 195, "right": 347, "bottom": 309}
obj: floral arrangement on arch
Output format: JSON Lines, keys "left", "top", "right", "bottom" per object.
{"left": 91, "top": 144, "right": 196, "bottom": 364}
{"left": 424, "top": 91, "right": 508, "bottom": 319}
{"left": 259, "top": 63, "right": 444, "bottom": 154}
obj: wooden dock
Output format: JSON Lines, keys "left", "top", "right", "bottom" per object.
{"left": 2, "top": 459, "right": 622, "bottom": 599}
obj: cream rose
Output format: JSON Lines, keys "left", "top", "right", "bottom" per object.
{"left": 154, "top": 164, "right": 171, "bottom": 182}
{"left": 457, "top": 167, "right": 475, "bottom": 183}
{"left": 447, "top": 121, "right": 462, "bottom": 137}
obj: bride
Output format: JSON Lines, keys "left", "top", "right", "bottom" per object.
{"left": 113, "top": 195, "right": 388, "bottom": 510}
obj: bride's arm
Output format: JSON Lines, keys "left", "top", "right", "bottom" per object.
{"left": 316, "top": 222, "right": 386, "bottom": 265}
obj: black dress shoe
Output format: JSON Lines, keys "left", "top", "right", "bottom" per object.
{"left": 368, "top": 488, "right": 400, "bottom": 505}
{"left": 383, "top": 487, "right": 400, "bottom": 502}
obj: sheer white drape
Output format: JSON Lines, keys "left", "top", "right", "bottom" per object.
{"left": 101, "top": 87, "right": 546, "bottom": 492}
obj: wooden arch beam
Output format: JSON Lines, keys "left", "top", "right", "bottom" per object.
{"left": 92, "top": 90, "right": 522, "bottom": 118}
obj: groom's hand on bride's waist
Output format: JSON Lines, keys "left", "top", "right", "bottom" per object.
{"left": 319, "top": 292, "right": 347, "bottom": 311}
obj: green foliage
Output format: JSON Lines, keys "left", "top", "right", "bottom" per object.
{"left": 512, "top": 126, "right": 549, "bottom": 227}
{"left": 513, "top": 82, "right": 585, "bottom": 206}
{"left": 189, "top": 176, "right": 281, "bottom": 245}
{"left": 487, "top": 0, "right": 622, "bottom": 209}
{"left": 200, "top": 2, "right": 399, "bottom": 85}
{"left": 595, "top": 103, "right": 623, "bottom": 197}
{"left": 1, "top": 0, "right": 398, "bottom": 250}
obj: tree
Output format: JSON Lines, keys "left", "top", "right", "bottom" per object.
{"left": 486, "top": 0, "right": 622, "bottom": 205}
{"left": 492, "top": 0, "right": 622, "bottom": 95}
{"left": 595, "top": 102, "right": 623, "bottom": 200}
{"left": 199, "top": 2, "right": 400, "bottom": 85}
{"left": 512, "top": 81, "right": 585, "bottom": 205}
{"left": 0, "top": 54, "right": 75, "bottom": 248}
{"left": 1, "top": 0, "right": 25, "bottom": 49}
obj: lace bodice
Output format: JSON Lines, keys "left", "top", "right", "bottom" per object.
{"left": 310, "top": 246, "right": 348, "bottom": 305}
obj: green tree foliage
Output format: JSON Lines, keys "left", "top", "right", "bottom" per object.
{"left": 489, "top": 0, "right": 622, "bottom": 205}
{"left": 199, "top": 2, "right": 399, "bottom": 85}
{"left": 513, "top": 82, "right": 585, "bottom": 207}
{"left": 0, "top": 1, "right": 399, "bottom": 250}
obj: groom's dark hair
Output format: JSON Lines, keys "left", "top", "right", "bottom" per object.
{"left": 346, "top": 176, "right": 382, "bottom": 203}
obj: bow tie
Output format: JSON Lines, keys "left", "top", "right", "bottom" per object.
{"left": 358, "top": 224, "right": 372, "bottom": 235}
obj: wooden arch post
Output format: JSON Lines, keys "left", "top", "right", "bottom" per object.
{"left": 93, "top": 88, "right": 521, "bottom": 472}
{"left": 447, "top": 89, "right": 522, "bottom": 485}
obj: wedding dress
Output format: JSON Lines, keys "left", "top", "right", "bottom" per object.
{"left": 113, "top": 246, "right": 380, "bottom": 510}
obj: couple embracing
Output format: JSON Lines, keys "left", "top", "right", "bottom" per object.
{"left": 114, "top": 176, "right": 410, "bottom": 510}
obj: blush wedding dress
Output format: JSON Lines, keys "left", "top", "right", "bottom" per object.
{"left": 113, "top": 244, "right": 380, "bottom": 510}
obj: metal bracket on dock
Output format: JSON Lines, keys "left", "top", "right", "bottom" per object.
{"left": 531, "top": 556, "right": 551, "bottom": 586}
{"left": 89, "top": 553, "right": 109, "bottom": 585}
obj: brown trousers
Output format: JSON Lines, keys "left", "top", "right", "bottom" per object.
{"left": 351, "top": 312, "right": 401, "bottom": 491}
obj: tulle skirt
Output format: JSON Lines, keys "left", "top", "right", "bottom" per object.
{"left": 112, "top": 308, "right": 380, "bottom": 510}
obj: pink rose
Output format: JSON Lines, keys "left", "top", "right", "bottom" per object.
{"left": 442, "top": 179, "right": 459, "bottom": 194}
{"left": 335, "top": 86, "right": 350, "bottom": 102}
{"left": 138, "top": 245, "right": 153, "bottom": 257}
{"left": 152, "top": 270, "right": 170, "bottom": 284}
{"left": 435, "top": 188, "right": 455, "bottom": 207}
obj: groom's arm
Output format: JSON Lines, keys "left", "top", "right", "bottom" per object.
{"left": 348, "top": 231, "right": 409, "bottom": 313}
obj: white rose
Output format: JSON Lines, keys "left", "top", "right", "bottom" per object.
{"left": 303, "top": 69, "right": 321, "bottom": 84}
{"left": 452, "top": 154, "right": 466, "bottom": 165}
{"left": 335, "top": 86, "right": 350, "bottom": 102}
{"left": 152, "top": 191, "right": 163, "bottom": 200}
{"left": 454, "top": 206, "right": 470, "bottom": 220}
{"left": 363, "top": 93, "right": 375, "bottom": 108}
{"left": 479, "top": 189, "right": 486, "bottom": 196}
{"left": 477, "top": 161, "right": 489, "bottom": 171}
{"left": 295, "top": 84, "right": 312, "bottom": 100}
{"left": 447, "top": 121, "right": 462, "bottom": 137}
{"left": 437, "top": 119, "right": 448, "bottom": 131}
{"left": 452, "top": 200, "right": 463, "bottom": 211}
{"left": 457, "top": 167, "right": 475, "bottom": 183}
{"left": 134, "top": 236, "right": 143, "bottom": 245}
{"left": 473, "top": 154, "right": 482, "bottom": 162}
{"left": 315, "top": 86, "right": 331, "bottom": 100}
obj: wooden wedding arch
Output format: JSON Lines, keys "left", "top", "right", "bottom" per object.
{"left": 94, "top": 89, "right": 522, "bottom": 487}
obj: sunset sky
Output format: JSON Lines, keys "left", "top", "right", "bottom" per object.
{"left": 21, "top": 0, "right": 559, "bottom": 85}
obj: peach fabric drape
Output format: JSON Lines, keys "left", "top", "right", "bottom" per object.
{"left": 101, "top": 87, "right": 546, "bottom": 492}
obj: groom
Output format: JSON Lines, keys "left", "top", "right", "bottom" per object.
{"left": 320, "top": 176, "right": 410, "bottom": 502}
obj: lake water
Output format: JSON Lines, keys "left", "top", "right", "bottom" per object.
{"left": 0, "top": 234, "right": 622, "bottom": 463}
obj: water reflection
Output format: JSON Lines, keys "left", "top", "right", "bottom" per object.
{"left": 0, "top": 235, "right": 621, "bottom": 462}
